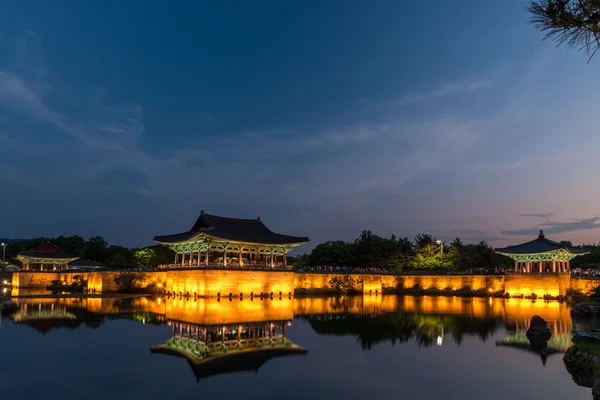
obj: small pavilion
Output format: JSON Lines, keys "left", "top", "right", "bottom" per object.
{"left": 17, "top": 242, "right": 80, "bottom": 271}
{"left": 495, "top": 230, "right": 590, "bottom": 274}
{"left": 153, "top": 210, "right": 309, "bottom": 268}
{"left": 11, "top": 302, "right": 78, "bottom": 335}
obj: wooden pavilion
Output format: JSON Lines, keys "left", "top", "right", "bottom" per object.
{"left": 495, "top": 230, "right": 589, "bottom": 274}
{"left": 153, "top": 210, "right": 309, "bottom": 268}
{"left": 17, "top": 242, "right": 80, "bottom": 271}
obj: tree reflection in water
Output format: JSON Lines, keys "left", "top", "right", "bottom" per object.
{"left": 302, "top": 312, "right": 503, "bottom": 350}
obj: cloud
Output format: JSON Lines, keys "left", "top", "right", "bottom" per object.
{"left": 383, "top": 79, "right": 493, "bottom": 108}
{"left": 501, "top": 217, "right": 600, "bottom": 236}
{"left": 519, "top": 213, "right": 554, "bottom": 218}
{"left": 0, "top": 34, "right": 500, "bottom": 246}
{"left": 452, "top": 229, "right": 486, "bottom": 235}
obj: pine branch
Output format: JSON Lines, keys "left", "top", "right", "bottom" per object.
{"left": 528, "top": 0, "right": 600, "bottom": 60}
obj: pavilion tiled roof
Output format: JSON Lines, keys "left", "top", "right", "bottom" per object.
{"left": 154, "top": 211, "right": 309, "bottom": 245}
{"left": 495, "top": 230, "right": 590, "bottom": 255}
{"left": 17, "top": 242, "right": 80, "bottom": 259}
{"left": 151, "top": 344, "right": 308, "bottom": 381}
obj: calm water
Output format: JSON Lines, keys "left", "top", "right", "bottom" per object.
{"left": 0, "top": 295, "right": 596, "bottom": 400}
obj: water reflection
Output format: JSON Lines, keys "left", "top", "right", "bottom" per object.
{"left": 2, "top": 296, "right": 576, "bottom": 355}
{"left": 0, "top": 295, "right": 590, "bottom": 398}
{"left": 152, "top": 319, "right": 307, "bottom": 381}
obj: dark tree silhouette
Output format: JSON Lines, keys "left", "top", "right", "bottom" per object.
{"left": 529, "top": 0, "right": 600, "bottom": 60}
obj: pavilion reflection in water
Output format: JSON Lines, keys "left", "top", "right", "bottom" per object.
{"left": 151, "top": 319, "right": 307, "bottom": 381}
{"left": 6, "top": 301, "right": 107, "bottom": 334}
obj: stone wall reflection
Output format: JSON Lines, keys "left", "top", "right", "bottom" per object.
{"left": 4, "top": 295, "right": 573, "bottom": 330}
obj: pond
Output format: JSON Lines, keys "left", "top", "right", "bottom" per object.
{"left": 0, "top": 295, "right": 595, "bottom": 399}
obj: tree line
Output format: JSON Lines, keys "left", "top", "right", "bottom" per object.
{"left": 3, "top": 231, "right": 600, "bottom": 271}
{"left": 1, "top": 236, "right": 174, "bottom": 269}
{"left": 290, "top": 230, "right": 600, "bottom": 271}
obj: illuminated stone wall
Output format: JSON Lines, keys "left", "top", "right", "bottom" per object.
{"left": 294, "top": 273, "right": 504, "bottom": 294}
{"left": 397, "top": 275, "right": 505, "bottom": 293}
{"left": 504, "top": 273, "right": 570, "bottom": 297}
{"left": 11, "top": 269, "right": 600, "bottom": 299}
{"left": 12, "top": 271, "right": 94, "bottom": 290}
{"left": 12, "top": 271, "right": 167, "bottom": 294}
{"left": 293, "top": 273, "right": 364, "bottom": 291}
{"left": 569, "top": 277, "right": 600, "bottom": 295}
{"left": 166, "top": 269, "right": 295, "bottom": 298}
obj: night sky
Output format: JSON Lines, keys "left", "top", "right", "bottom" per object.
{"left": 1, "top": 1, "right": 599, "bottom": 250}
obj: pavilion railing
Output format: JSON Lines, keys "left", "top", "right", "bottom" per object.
{"left": 158, "top": 263, "right": 292, "bottom": 271}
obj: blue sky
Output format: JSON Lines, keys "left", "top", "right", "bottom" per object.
{"left": 1, "top": 0, "right": 599, "bottom": 250}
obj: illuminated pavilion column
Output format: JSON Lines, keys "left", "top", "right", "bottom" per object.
{"left": 205, "top": 249, "right": 210, "bottom": 266}
{"left": 181, "top": 253, "right": 186, "bottom": 267}
{"left": 239, "top": 250, "right": 243, "bottom": 267}
{"left": 552, "top": 260, "right": 556, "bottom": 273}
{"left": 270, "top": 253, "right": 274, "bottom": 268}
{"left": 514, "top": 260, "right": 518, "bottom": 273}
{"left": 567, "top": 260, "right": 571, "bottom": 272}
{"left": 283, "top": 253, "right": 287, "bottom": 267}
{"left": 223, "top": 250, "right": 227, "bottom": 266}
{"left": 197, "top": 251, "right": 201, "bottom": 266}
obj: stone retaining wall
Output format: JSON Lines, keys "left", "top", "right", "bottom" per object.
{"left": 11, "top": 269, "right": 600, "bottom": 298}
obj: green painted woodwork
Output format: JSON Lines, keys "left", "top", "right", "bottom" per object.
{"left": 164, "top": 335, "right": 293, "bottom": 359}
{"left": 167, "top": 233, "right": 295, "bottom": 255}
{"left": 169, "top": 238, "right": 210, "bottom": 253}
{"left": 496, "top": 250, "right": 579, "bottom": 262}
{"left": 16, "top": 256, "right": 79, "bottom": 264}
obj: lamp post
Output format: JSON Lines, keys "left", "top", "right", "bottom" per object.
{"left": 1, "top": 242, "right": 5, "bottom": 262}
{"left": 436, "top": 240, "right": 443, "bottom": 256}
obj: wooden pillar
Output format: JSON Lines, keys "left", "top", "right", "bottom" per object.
{"left": 282, "top": 322, "right": 286, "bottom": 338}
{"left": 197, "top": 251, "right": 201, "bottom": 266}
{"left": 223, "top": 250, "right": 227, "bottom": 267}
{"left": 221, "top": 326, "right": 225, "bottom": 343}
{"left": 538, "top": 261, "right": 542, "bottom": 273}
{"left": 514, "top": 260, "right": 518, "bottom": 273}
{"left": 270, "top": 253, "right": 274, "bottom": 268}
{"left": 196, "top": 326, "right": 199, "bottom": 341}
{"left": 283, "top": 253, "right": 287, "bottom": 267}
{"left": 174, "top": 252, "right": 179, "bottom": 265}
{"left": 181, "top": 253, "right": 185, "bottom": 266}
{"left": 567, "top": 260, "right": 570, "bottom": 272}
{"left": 552, "top": 260, "right": 556, "bottom": 273}
{"left": 172, "top": 323, "right": 176, "bottom": 337}
{"left": 237, "top": 325, "right": 241, "bottom": 341}
{"left": 205, "top": 249, "right": 210, "bottom": 266}
{"left": 239, "top": 250, "right": 243, "bottom": 267}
